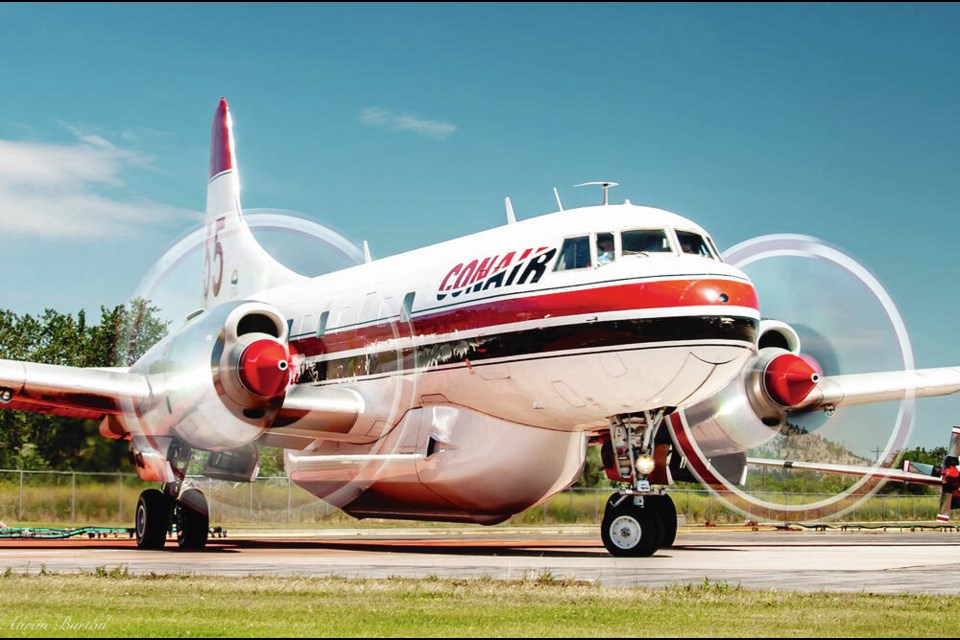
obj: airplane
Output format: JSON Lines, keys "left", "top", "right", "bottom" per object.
{"left": 0, "top": 97, "right": 958, "bottom": 556}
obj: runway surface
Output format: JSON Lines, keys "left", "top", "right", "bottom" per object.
{"left": 1, "top": 525, "right": 958, "bottom": 593}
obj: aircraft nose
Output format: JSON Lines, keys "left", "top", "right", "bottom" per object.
{"left": 678, "top": 267, "right": 758, "bottom": 311}
{"left": 715, "top": 263, "right": 759, "bottom": 312}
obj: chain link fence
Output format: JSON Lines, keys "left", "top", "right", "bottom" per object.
{"left": 0, "top": 469, "right": 944, "bottom": 527}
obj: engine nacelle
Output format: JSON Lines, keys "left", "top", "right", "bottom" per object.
{"left": 124, "top": 301, "right": 292, "bottom": 451}
{"left": 673, "top": 347, "right": 819, "bottom": 457}
{"left": 758, "top": 319, "right": 801, "bottom": 354}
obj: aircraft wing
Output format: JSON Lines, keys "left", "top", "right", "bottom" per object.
{"left": 745, "top": 457, "right": 944, "bottom": 487}
{"left": 0, "top": 357, "right": 364, "bottom": 448}
{"left": 0, "top": 358, "right": 151, "bottom": 418}
{"left": 774, "top": 365, "right": 960, "bottom": 483}
{"left": 769, "top": 366, "right": 960, "bottom": 498}
{"left": 793, "top": 366, "right": 960, "bottom": 411}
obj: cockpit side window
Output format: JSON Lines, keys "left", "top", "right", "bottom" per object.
{"left": 622, "top": 229, "right": 672, "bottom": 255}
{"left": 676, "top": 230, "right": 716, "bottom": 258}
{"left": 554, "top": 236, "right": 591, "bottom": 271}
{"left": 705, "top": 236, "right": 723, "bottom": 262}
{"left": 596, "top": 232, "right": 615, "bottom": 266}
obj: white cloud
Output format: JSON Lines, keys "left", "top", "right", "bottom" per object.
{"left": 0, "top": 130, "right": 193, "bottom": 238}
{"left": 360, "top": 107, "right": 456, "bottom": 140}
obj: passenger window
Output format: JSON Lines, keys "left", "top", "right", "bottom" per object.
{"left": 401, "top": 292, "right": 415, "bottom": 321}
{"left": 554, "top": 236, "right": 592, "bottom": 271}
{"left": 596, "top": 232, "right": 615, "bottom": 266}
{"left": 316, "top": 311, "right": 330, "bottom": 337}
{"left": 676, "top": 230, "right": 714, "bottom": 258}
{"left": 622, "top": 229, "right": 672, "bottom": 255}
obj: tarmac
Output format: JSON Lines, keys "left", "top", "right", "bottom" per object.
{"left": 0, "top": 523, "right": 957, "bottom": 593}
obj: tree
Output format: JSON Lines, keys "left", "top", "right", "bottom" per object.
{"left": 0, "top": 301, "right": 169, "bottom": 471}
{"left": 898, "top": 446, "right": 949, "bottom": 467}
{"left": 113, "top": 298, "right": 170, "bottom": 367}
{"left": 574, "top": 445, "right": 610, "bottom": 488}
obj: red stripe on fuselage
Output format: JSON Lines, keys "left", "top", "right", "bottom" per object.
{"left": 293, "top": 278, "right": 758, "bottom": 358}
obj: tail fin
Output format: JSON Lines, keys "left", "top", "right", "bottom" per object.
{"left": 936, "top": 426, "right": 960, "bottom": 522}
{"left": 202, "top": 97, "right": 304, "bottom": 308}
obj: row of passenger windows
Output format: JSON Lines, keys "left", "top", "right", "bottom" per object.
{"left": 555, "top": 228, "right": 719, "bottom": 271}
{"left": 294, "top": 291, "right": 416, "bottom": 339}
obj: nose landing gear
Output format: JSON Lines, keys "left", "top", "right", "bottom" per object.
{"left": 600, "top": 411, "right": 678, "bottom": 557}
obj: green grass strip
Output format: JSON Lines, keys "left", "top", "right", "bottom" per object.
{"left": 0, "top": 571, "right": 955, "bottom": 637}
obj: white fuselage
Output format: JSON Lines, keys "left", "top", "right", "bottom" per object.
{"left": 253, "top": 202, "right": 760, "bottom": 522}
{"left": 262, "top": 203, "right": 759, "bottom": 431}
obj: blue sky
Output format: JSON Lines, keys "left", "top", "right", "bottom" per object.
{"left": 1, "top": 3, "right": 960, "bottom": 448}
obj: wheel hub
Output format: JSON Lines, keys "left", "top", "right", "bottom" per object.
{"left": 609, "top": 514, "right": 642, "bottom": 549}
{"left": 135, "top": 504, "right": 146, "bottom": 538}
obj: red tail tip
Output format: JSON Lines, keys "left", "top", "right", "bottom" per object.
{"left": 764, "top": 353, "right": 820, "bottom": 407}
{"left": 209, "top": 97, "right": 234, "bottom": 179}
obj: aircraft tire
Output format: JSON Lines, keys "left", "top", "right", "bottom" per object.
{"left": 601, "top": 497, "right": 664, "bottom": 557}
{"left": 135, "top": 489, "right": 169, "bottom": 550}
{"left": 175, "top": 488, "right": 209, "bottom": 550}
{"left": 644, "top": 494, "right": 678, "bottom": 548}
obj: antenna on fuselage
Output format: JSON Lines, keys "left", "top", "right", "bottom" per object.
{"left": 553, "top": 187, "right": 564, "bottom": 211}
{"left": 504, "top": 197, "right": 517, "bottom": 224}
{"left": 573, "top": 181, "right": 619, "bottom": 206}
{"left": 362, "top": 240, "right": 372, "bottom": 263}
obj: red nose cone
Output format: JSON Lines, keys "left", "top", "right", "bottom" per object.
{"left": 764, "top": 353, "right": 820, "bottom": 407}
{"left": 238, "top": 339, "right": 290, "bottom": 397}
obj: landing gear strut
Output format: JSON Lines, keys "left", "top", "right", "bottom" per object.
{"left": 133, "top": 440, "right": 209, "bottom": 550}
{"left": 600, "top": 410, "right": 678, "bottom": 556}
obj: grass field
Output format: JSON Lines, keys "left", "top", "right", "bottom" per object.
{"left": 0, "top": 571, "right": 955, "bottom": 637}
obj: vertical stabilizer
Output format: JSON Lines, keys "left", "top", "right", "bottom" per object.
{"left": 936, "top": 425, "right": 960, "bottom": 522}
{"left": 202, "top": 98, "right": 305, "bottom": 308}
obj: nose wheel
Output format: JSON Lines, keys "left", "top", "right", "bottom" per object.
{"left": 643, "top": 493, "right": 678, "bottom": 548}
{"left": 601, "top": 494, "right": 668, "bottom": 557}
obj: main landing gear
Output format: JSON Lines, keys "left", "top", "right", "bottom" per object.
{"left": 134, "top": 442, "right": 209, "bottom": 550}
{"left": 600, "top": 411, "right": 678, "bottom": 557}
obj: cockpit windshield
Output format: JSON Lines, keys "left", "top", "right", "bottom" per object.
{"left": 622, "top": 229, "right": 672, "bottom": 255}
{"left": 676, "top": 230, "right": 717, "bottom": 259}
